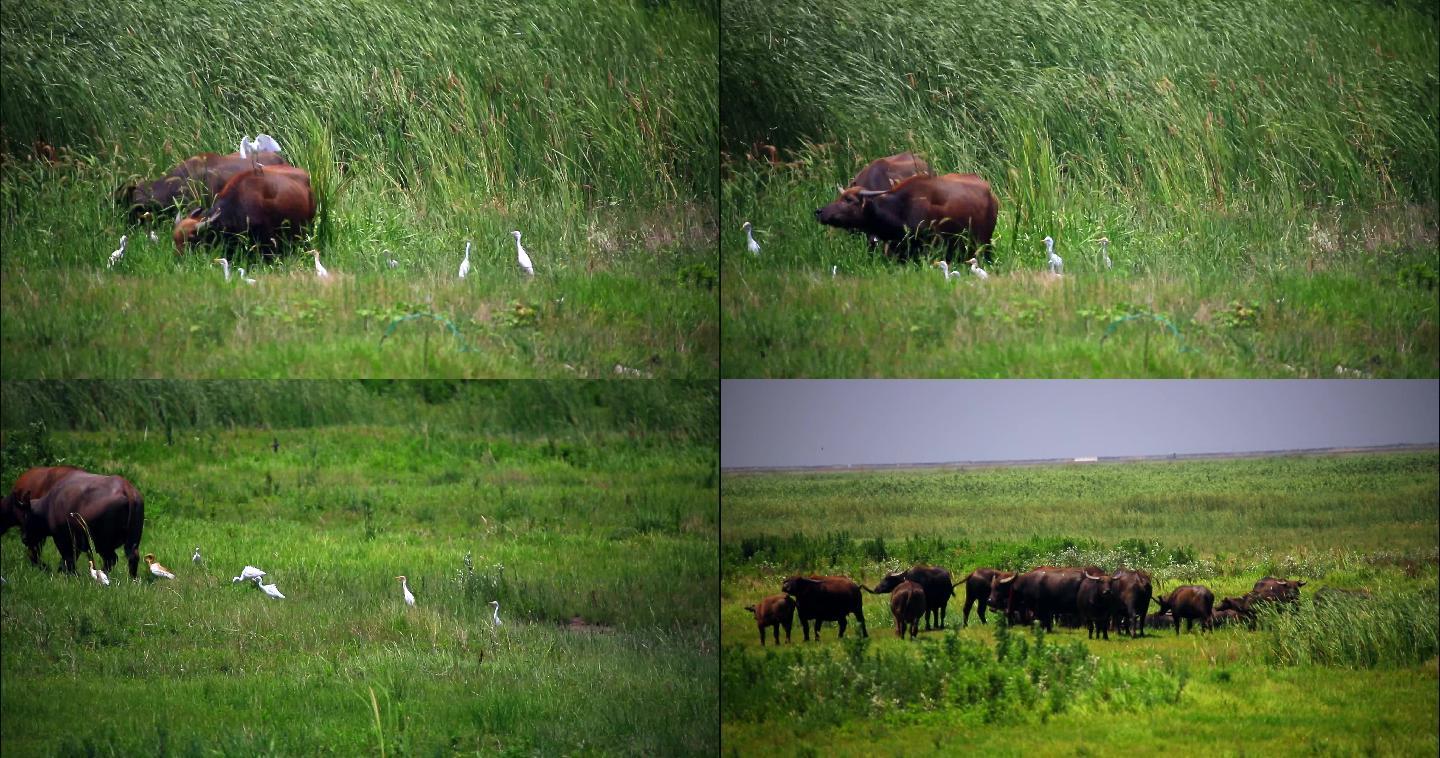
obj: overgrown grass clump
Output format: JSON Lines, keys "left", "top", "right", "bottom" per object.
{"left": 1263, "top": 589, "right": 1440, "bottom": 668}
{"left": 720, "top": 0, "right": 1438, "bottom": 377}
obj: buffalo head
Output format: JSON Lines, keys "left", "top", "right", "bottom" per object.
{"left": 815, "top": 185, "right": 886, "bottom": 230}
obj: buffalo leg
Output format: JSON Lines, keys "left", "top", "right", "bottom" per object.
{"left": 52, "top": 529, "right": 77, "bottom": 574}
{"left": 837, "top": 618, "right": 848, "bottom": 639}
{"left": 783, "top": 618, "right": 792, "bottom": 643}
{"left": 856, "top": 610, "right": 867, "bottom": 638}
{"left": 771, "top": 625, "right": 781, "bottom": 645}
{"left": 758, "top": 626, "right": 766, "bottom": 646}
{"left": 801, "top": 618, "right": 811, "bottom": 642}
{"left": 99, "top": 548, "right": 119, "bottom": 573}
{"left": 963, "top": 597, "right": 974, "bottom": 626}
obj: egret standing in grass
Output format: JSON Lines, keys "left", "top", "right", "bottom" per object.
{"left": 396, "top": 575, "right": 416, "bottom": 607}
{"left": 237, "top": 267, "right": 257, "bottom": 285}
{"left": 831, "top": 265, "right": 837, "bottom": 278}
{"left": 742, "top": 222, "right": 760, "bottom": 255}
{"left": 145, "top": 553, "right": 176, "bottom": 580}
{"left": 214, "top": 258, "right": 232, "bottom": 282}
{"left": 385, "top": 250, "right": 399, "bottom": 269}
{"left": 89, "top": 559, "right": 111, "bottom": 586}
{"left": 966, "top": 257, "right": 989, "bottom": 280}
{"left": 312, "top": 249, "right": 329, "bottom": 279}
{"left": 1043, "top": 236, "right": 1063, "bottom": 276}
{"left": 933, "top": 261, "right": 963, "bottom": 280}
{"left": 458, "top": 241, "right": 472, "bottom": 279}
{"left": 489, "top": 600, "right": 502, "bottom": 626}
{"left": 232, "top": 565, "right": 266, "bottom": 584}
{"left": 258, "top": 581, "right": 285, "bottom": 599}
{"left": 107, "top": 235, "right": 127, "bottom": 269}
{"left": 192, "top": 547, "right": 202, "bottom": 565}
{"left": 512, "top": 231, "right": 534, "bottom": 277}
{"left": 1097, "top": 236, "right": 1112, "bottom": 269}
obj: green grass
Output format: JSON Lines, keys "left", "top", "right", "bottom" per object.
{"left": 720, "top": 0, "right": 1438, "bottom": 377}
{"left": 721, "top": 451, "right": 1440, "bottom": 754}
{"left": 0, "top": 0, "right": 717, "bottom": 378}
{"left": 1, "top": 381, "right": 718, "bottom": 755}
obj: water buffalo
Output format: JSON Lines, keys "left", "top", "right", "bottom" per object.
{"left": 173, "top": 165, "right": 316, "bottom": 255}
{"left": 824, "top": 152, "right": 932, "bottom": 250}
{"left": 815, "top": 172, "right": 999, "bottom": 263}
{"left": 2, "top": 466, "right": 85, "bottom": 566}
{"left": 991, "top": 566, "right": 1102, "bottom": 632}
{"left": 1145, "top": 611, "right": 1172, "bottom": 629}
{"left": 1076, "top": 571, "right": 1117, "bottom": 640}
{"left": 867, "top": 565, "right": 955, "bottom": 629}
{"left": 890, "top": 580, "right": 927, "bottom": 640}
{"left": 1252, "top": 576, "right": 1306, "bottom": 605}
{"left": 1111, "top": 568, "right": 1154, "bottom": 637}
{"left": 1154, "top": 585, "right": 1215, "bottom": 634}
{"left": 1209, "top": 608, "right": 1244, "bottom": 628}
{"left": 118, "top": 151, "right": 291, "bottom": 221}
{"left": 744, "top": 594, "right": 796, "bottom": 646}
{"left": 12, "top": 471, "right": 144, "bottom": 578}
{"left": 781, "top": 575, "right": 868, "bottom": 641}
{"left": 961, "top": 568, "right": 1011, "bottom": 626}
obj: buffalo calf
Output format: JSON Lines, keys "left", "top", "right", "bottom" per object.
{"left": 745, "top": 594, "right": 796, "bottom": 646}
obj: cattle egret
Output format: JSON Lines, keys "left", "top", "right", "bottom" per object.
{"left": 458, "top": 241, "right": 471, "bottom": 279}
{"left": 384, "top": 250, "right": 399, "bottom": 269}
{"left": 232, "top": 565, "right": 266, "bottom": 583}
{"left": 489, "top": 600, "right": 502, "bottom": 626}
{"left": 396, "top": 575, "right": 416, "bottom": 607}
{"left": 1044, "top": 236, "right": 1063, "bottom": 276}
{"left": 214, "top": 257, "right": 232, "bottom": 282}
{"left": 258, "top": 582, "right": 286, "bottom": 599}
{"left": 253, "top": 134, "right": 282, "bottom": 153}
{"left": 149, "top": 230, "right": 159, "bottom": 243}
{"left": 144, "top": 553, "right": 176, "bottom": 580}
{"left": 239, "top": 135, "right": 252, "bottom": 159}
{"left": 107, "top": 235, "right": 127, "bottom": 268}
{"left": 89, "top": 559, "right": 111, "bottom": 586}
{"left": 192, "top": 547, "right": 202, "bottom": 564}
{"left": 832, "top": 265, "right": 837, "bottom": 278}
{"left": 237, "top": 267, "right": 257, "bottom": 285}
{"left": 312, "top": 249, "right": 329, "bottom": 279}
{"left": 966, "top": 257, "right": 990, "bottom": 280}
{"left": 512, "top": 231, "right": 534, "bottom": 276}
{"left": 742, "top": 222, "right": 761, "bottom": 254}
{"left": 933, "top": 261, "right": 963, "bottom": 280}
{"left": 1097, "top": 236, "right": 1112, "bottom": 269}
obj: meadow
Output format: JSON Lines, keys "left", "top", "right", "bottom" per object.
{"left": 0, "top": 0, "right": 717, "bottom": 378}
{"left": 721, "top": 0, "right": 1438, "bottom": 377}
{"left": 720, "top": 450, "right": 1440, "bottom": 754}
{"left": 0, "top": 381, "right": 719, "bottom": 755}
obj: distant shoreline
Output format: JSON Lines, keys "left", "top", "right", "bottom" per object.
{"left": 721, "top": 443, "right": 1438, "bottom": 474}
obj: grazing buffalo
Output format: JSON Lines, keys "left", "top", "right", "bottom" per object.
{"left": 781, "top": 575, "right": 868, "bottom": 641}
{"left": 830, "top": 152, "right": 932, "bottom": 250}
{"left": 745, "top": 594, "right": 796, "bottom": 646}
{"left": 1252, "top": 576, "right": 1306, "bottom": 605}
{"left": 1111, "top": 568, "right": 1154, "bottom": 637}
{"left": 2, "top": 466, "right": 85, "bottom": 566}
{"left": 118, "top": 151, "right": 291, "bottom": 221}
{"left": 173, "top": 165, "right": 316, "bottom": 255}
{"left": 991, "top": 566, "right": 1103, "bottom": 632}
{"left": 1209, "top": 609, "right": 1244, "bottom": 628}
{"left": 961, "top": 568, "right": 1011, "bottom": 626}
{"left": 815, "top": 172, "right": 999, "bottom": 263}
{"left": 868, "top": 565, "right": 955, "bottom": 629}
{"left": 890, "top": 580, "right": 927, "bottom": 640}
{"left": 12, "top": 472, "right": 144, "bottom": 578}
{"left": 1145, "top": 611, "right": 1172, "bottom": 629}
{"left": 1076, "top": 571, "right": 1117, "bottom": 640}
{"left": 1153, "top": 585, "right": 1215, "bottom": 634}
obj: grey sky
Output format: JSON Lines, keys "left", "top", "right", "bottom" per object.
{"left": 721, "top": 380, "right": 1440, "bottom": 468}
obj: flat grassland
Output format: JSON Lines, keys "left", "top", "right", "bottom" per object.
{"left": 721, "top": 0, "right": 1438, "bottom": 377}
{"left": 1, "top": 1, "right": 717, "bottom": 378}
{"left": 0, "top": 381, "right": 718, "bottom": 755}
{"left": 721, "top": 451, "right": 1439, "bottom": 754}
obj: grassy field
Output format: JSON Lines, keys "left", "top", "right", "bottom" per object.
{"left": 1, "top": 381, "right": 719, "bottom": 755}
{"left": 721, "top": 0, "right": 1438, "bottom": 377}
{"left": 0, "top": 0, "right": 717, "bottom": 378}
{"left": 720, "top": 451, "right": 1440, "bottom": 754}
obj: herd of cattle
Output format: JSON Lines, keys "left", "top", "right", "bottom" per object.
{"left": 746, "top": 565, "right": 1326, "bottom": 644}
{"left": 1, "top": 467, "right": 145, "bottom": 578}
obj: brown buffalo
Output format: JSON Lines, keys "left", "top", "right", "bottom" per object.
{"left": 816, "top": 172, "right": 999, "bottom": 263}
{"left": 829, "top": 152, "right": 932, "bottom": 250}
{"left": 745, "top": 594, "right": 796, "bottom": 646}
{"left": 13, "top": 471, "right": 144, "bottom": 578}
{"left": 781, "top": 575, "right": 868, "bottom": 641}
{"left": 2, "top": 466, "right": 85, "bottom": 566}
{"left": 1153, "top": 585, "right": 1215, "bottom": 634}
{"left": 173, "top": 165, "right": 316, "bottom": 254}
{"left": 1111, "top": 568, "right": 1154, "bottom": 638}
{"left": 1252, "top": 576, "right": 1306, "bottom": 605}
{"left": 867, "top": 565, "right": 955, "bottom": 629}
{"left": 890, "top": 580, "right": 927, "bottom": 639}
{"left": 990, "top": 566, "right": 1103, "bottom": 631}
{"left": 1209, "top": 608, "right": 1244, "bottom": 628}
{"left": 118, "top": 151, "right": 291, "bottom": 221}
{"left": 961, "top": 568, "right": 1011, "bottom": 626}
{"left": 1076, "top": 571, "right": 1117, "bottom": 640}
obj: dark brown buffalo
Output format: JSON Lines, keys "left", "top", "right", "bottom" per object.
{"left": 961, "top": 568, "right": 1011, "bottom": 626}
{"left": 867, "top": 565, "right": 955, "bottom": 629}
{"left": 781, "top": 575, "right": 868, "bottom": 641}
{"left": 13, "top": 472, "right": 144, "bottom": 578}
{"left": 1, "top": 466, "right": 85, "bottom": 566}
{"left": 118, "top": 151, "right": 291, "bottom": 221}
{"left": 173, "top": 165, "right": 316, "bottom": 255}
{"left": 745, "top": 594, "right": 796, "bottom": 646}
{"left": 1076, "top": 571, "right": 1117, "bottom": 640}
{"left": 1209, "top": 609, "right": 1244, "bottom": 628}
{"left": 1153, "top": 585, "right": 1215, "bottom": 634}
{"left": 1252, "top": 577, "right": 1306, "bottom": 605}
{"left": 991, "top": 566, "right": 1103, "bottom": 632}
{"left": 1111, "top": 568, "right": 1154, "bottom": 637}
{"left": 1145, "top": 611, "right": 1172, "bottom": 629}
{"left": 832, "top": 152, "right": 932, "bottom": 250}
{"left": 815, "top": 172, "right": 999, "bottom": 263}
{"left": 890, "top": 580, "right": 927, "bottom": 640}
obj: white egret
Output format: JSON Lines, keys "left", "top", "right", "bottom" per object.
{"left": 966, "top": 257, "right": 989, "bottom": 280}
{"left": 238, "top": 135, "right": 253, "bottom": 159}
{"left": 312, "top": 249, "right": 329, "bottom": 279}
{"left": 1043, "top": 236, "right": 1063, "bottom": 276}
{"left": 149, "top": 230, "right": 159, "bottom": 243}
{"left": 489, "top": 600, "right": 502, "bottom": 626}
{"left": 89, "top": 559, "right": 111, "bottom": 586}
{"left": 214, "top": 257, "right": 232, "bottom": 282}
{"left": 192, "top": 547, "right": 202, "bottom": 564}
{"left": 741, "top": 221, "right": 760, "bottom": 254}
{"left": 237, "top": 267, "right": 257, "bottom": 285}
{"left": 831, "top": 265, "right": 837, "bottom": 278}
{"left": 458, "top": 241, "right": 471, "bottom": 279}
{"left": 512, "top": 231, "right": 534, "bottom": 276}
{"left": 933, "top": 261, "right": 963, "bottom": 280}
{"left": 232, "top": 566, "right": 266, "bottom": 584}
{"left": 1097, "top": 236, "right": 1112, "bottom": 269}
{"left": 396, "top": 575, "right": 416, "bottom": 607}
{"left": 258, "top": 582, "right": 286, "bottom": 599}
{"left": 107, "top": 235, "right": 128, "bottom": 268}
{"left": 144, "top": 553, "right": 176, "bottom": 580}
{"left": 253, "top": 134, "right": 282, "bottom": 154}
{"left": 384, "top": 250, "right": 399, "bottom": 269}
